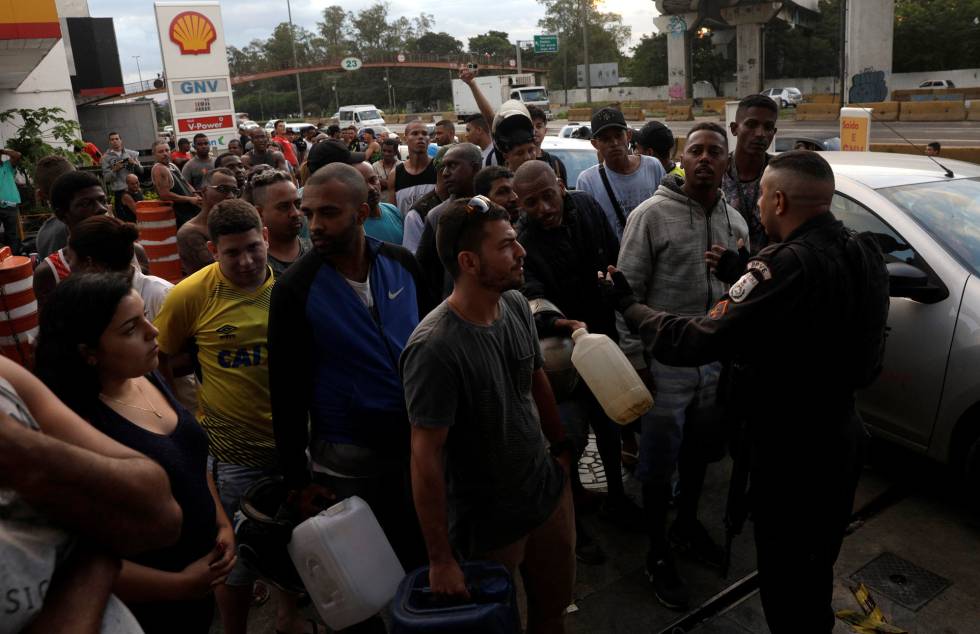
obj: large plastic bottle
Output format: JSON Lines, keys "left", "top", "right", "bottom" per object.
{"left": 288, "top": 496, "right": 405, "bottom": 630}
{"left": 570, "top": 328, "right": 654, "bottom": 424}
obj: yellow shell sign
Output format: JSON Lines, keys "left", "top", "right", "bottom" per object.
{"left": 169, "top": 11, "right": 217, "bottom": 55}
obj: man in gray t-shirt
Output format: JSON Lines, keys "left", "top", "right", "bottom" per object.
{"left": 180, "top": 133, "right": 214, "bottom": 191}
{"left": 576, "top": 107, "right": 666, "bottom": 239}
{"left": 401, "top": 196, "right": 574, "bottom": 632}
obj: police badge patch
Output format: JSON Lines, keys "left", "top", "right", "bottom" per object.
{"left": 729, "top": 271, "right": 760, "bottom": 303}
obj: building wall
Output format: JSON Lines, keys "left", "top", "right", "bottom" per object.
{"left": 551, "top": 68, "right": 980, "bottom": 105}
{"left": 0, "top": 40, "right": 79, "bottom": 148}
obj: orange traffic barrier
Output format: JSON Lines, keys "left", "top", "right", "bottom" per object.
{"left": 0, "top": 247, "right": 38, "bottom": 368}
{"left": 136, "top": 201, "right": 182, "bottom": 283}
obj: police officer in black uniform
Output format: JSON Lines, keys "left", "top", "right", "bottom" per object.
{"left": 601, "top": 150, "right": 889, "bottom": 632}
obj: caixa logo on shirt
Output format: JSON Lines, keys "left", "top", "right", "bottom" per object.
{"left": 217, "top": 345, "right": 265, "bottom": 368}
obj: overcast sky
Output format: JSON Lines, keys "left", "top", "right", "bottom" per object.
{"left": 88, "top": 0, "right": 660, "bottom": 85}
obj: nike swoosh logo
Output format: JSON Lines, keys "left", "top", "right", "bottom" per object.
{"left": 388, "top": 288, "right": 404, "bottom": 300}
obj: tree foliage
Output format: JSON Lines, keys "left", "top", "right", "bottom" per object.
{"left": 893, "top": 0, "right": 980, "bottom": 72}
{"left": 535, "top": 0, "right": 630, "bottom": 90}
{"left": 629, "top": 33, "right": 667, "bottom": 87}
{"left": 0, "top": 107, "right": 85, "bottom": 189}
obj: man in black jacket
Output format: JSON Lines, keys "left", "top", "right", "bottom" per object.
{"left": 514, "top": 161, "right": 643, "bottom": 537}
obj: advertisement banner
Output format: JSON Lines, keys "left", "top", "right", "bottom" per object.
{"left": 155, "top": 2, "right": 237, "bottom": 150}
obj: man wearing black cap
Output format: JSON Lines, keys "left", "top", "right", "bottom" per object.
{"left": 576, "top": 107, "right": 666, "bottom": 240}
{"left": 635, "top": 122, "right": 684, "bottom": 179}
{"left": 305, "top": 138, "right": 366, "bottom": 176}
{"left": 490, "top": 100, "right": 539, "bottom": 172}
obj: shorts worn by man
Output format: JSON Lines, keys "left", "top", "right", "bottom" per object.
{"left": 402, "top": 197, "right": 574, "bottom": 634}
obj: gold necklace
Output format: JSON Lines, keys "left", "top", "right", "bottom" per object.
{"left": 99, "top": 380, "right": 163, "bottom": 419}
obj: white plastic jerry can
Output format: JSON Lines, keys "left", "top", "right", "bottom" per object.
{"left": 570, "top": 328, "right": 654, "bottom": 424}
{"left": 288, "top": 496, "right": 405, "bottom": 630}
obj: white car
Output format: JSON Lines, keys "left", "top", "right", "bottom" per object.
{"left": 558, "top": 123, "right": 592, "bottom": 139}
{"left": 761, "top": 87, "right": 803, "bottom": 108}
{"left": 820, "top": 151, "right": 980, "bottom": 482}
{"left": 541, "top": 137, "right": 598, "bottom": 189}
{"left": 918, "top": 79, "right": 956, "bottom": 89}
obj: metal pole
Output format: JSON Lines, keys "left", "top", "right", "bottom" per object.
{"left": 581, "top": 0, "right": 591, "bottom": 104}
{"left": 133, "top": 56, "right": 143, "bottom": 90}
{"left": 517, "top": 41, "right": 523, "bottom": 75}
{"left": 286, "top": 0, "right": 304, "bottom": 117}
{"left": 385, "top": 67, "right": 393, "bottom": 112}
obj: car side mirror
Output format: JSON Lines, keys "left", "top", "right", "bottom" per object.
{"left": 887, "top": 262, "right": 948, "bottom": 303}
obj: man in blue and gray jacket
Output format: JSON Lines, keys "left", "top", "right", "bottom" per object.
{"left": 269, "top": 163, "right": 432, "bottom": 579}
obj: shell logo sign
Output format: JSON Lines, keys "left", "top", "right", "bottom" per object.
{"left": 168, "top": 11, "right": 216, "bottom": 55}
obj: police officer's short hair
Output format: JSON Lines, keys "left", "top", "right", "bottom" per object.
{"left": 768, "top": 150, "right": 835, "bottom": 184}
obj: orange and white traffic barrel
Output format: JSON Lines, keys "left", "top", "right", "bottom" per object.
{"left": 136, "top": 201, "right": 182, "bottom": 283}
{"left": 0, "top": 247, "right": 38, "bottom": 368}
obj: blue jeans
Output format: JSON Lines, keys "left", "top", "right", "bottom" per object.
{"left": 637, "top": 360, "right": 722, "bottom": 484}
{"left": 208, "top": 458, "right": 275, "bottom": 586}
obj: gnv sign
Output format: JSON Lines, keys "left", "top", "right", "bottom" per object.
{"left": 177, "top": 78, "right": 227, "bottom": 94}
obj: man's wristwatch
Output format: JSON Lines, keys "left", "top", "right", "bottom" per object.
{"left": 549, "top": 437, "right": 575, "bottom": 458}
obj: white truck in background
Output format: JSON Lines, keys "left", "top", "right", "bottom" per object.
{"left": 452, "top": 74, "right": 552, "bottom": 119}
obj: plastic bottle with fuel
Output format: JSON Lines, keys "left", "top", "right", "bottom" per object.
{"left": 570, "top": 328, "right": 653, "bottom": 424}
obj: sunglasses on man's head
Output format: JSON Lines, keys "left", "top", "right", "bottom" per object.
{"left": 465, "top": 195, "right": 492, "bottom": 215}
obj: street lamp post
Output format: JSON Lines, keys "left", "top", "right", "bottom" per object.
{"left": 286, "top": 0, "right": 304, "bottom": 117}
{"left": 581, "top": 0, "right": 591, "bottom": 105}
{"left": 132, "top": 55, "right": 144, "bottom": 91}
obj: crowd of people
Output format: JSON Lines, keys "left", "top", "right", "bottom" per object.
{"left": 0, "top": 69, "right": 890, "bottom": 634}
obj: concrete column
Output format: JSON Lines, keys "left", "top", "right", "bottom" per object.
{"left": 722, "top": 2, "right": 782, "bottom": 98}
{"left": 654, "top": 13, "right": 696, "bottom": 100}
{"left": 845, "top": 0, "right": 895, "bottom": 102}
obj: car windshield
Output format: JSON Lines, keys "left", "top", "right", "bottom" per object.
{"left": 518, "top": 89, "right": 548, "bottom": 102}
{"left": 358, "top": 110, "right": 381, "bottom": 120}
{"left": 545, "top": 148, "right": 599, "bottom": 189}
{"left": 877, "top": 177, "right": 980, "bottom": 274}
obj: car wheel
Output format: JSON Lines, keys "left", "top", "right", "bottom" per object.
{"left": 781, "top": 99, "right": 789, "bottom": 109}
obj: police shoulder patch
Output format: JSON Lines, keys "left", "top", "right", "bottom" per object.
{"left": 747, "top": 259, "right": 772, "bottom": 280}
{"left": 729, "top": 271, "right": 760, "bottom": 303}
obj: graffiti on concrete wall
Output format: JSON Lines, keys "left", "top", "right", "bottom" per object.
{"left": 669, "top": 15, "right": 687, "bottom": 37}
{"left": 669, "top": 84, "right": 686, "bottom": 99}
{"left": 850, "top": 69, "right": 888, "bottom": 103}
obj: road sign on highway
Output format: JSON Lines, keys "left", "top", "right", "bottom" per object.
{"left": 341, "top": 57, "right": 362, "bottom": 71}
{"left": 534, "top": 34, "right": 558, "bottom": 53}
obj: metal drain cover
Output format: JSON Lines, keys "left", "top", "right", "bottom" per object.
{"left": 850, "top": 552, "right": 951, "bottom": 611}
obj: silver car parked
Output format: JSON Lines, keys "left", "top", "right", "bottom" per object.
{"left": 762, "top": 87, "right": 803, "bottom": 108}
{"left": 822, "top": 151, "right": 980, "bottom": 482}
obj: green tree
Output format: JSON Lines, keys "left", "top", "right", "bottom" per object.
{"left": 410, "top": 32, "right": 464, "bottom": 56}
{"left": 0, "top": 107, "right": 84, "bottom": 189}
{"left": 468, "top": 31, "right": 514, "bottom": 58}
{"left": 629, "top": 33, "right": 667, "bottom": 86}
{"left": 536, "top": 0, "right": 630, "bottom": 90}
{"left": 764, "top": 0, "right": 840, "bottom": 79}
{"left": 692, "top": 38, "right": 735, "bottom": 96}
{"left": 893, "top": 0, "right": 980, "bottom": 72}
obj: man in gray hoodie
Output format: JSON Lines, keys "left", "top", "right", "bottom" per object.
{"left": 616, "top": 122, "right": 748, "bottom": 609}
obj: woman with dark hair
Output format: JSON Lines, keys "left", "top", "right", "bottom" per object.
{"left": 34, "top": 273, "right": 236, "bottom": 634}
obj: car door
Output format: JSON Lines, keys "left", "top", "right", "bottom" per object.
{"left": 832, "top": 191, "right": 964, "bottom": 448}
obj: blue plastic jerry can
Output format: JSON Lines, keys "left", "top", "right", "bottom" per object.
{"left": 390, "top": 561, "right": 520, "bottom": 633}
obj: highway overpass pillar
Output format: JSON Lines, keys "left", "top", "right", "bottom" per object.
{"left": 655, "top": 13, "right": 696, "bottom": 100}
{"left": 722, "top": 2, "right": 781, "bottom": 98}
{"left": 844, "top": 0, "right": 894, "bottom": 103}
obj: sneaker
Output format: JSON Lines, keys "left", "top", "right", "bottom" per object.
{"left": 575, "top": 523, "right": 607, "bottom": 565}
{"left": 599, "top": 494, "right": 645, "bottom": 532}
{"left": 669, "top": 519, "right": 725, "bottom": 569}
{"left": 645, "top": 553, "right": 689, "bottom": 610}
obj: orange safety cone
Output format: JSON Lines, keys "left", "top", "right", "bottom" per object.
{"left": 135, "top": 200, "right": 182, "bottom": 283}
{"left": 0, "top": 247, "right": 39, "bottom": 368}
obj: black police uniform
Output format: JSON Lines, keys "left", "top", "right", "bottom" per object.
{"left": 618, "top": 212, "right": 888, "bottom": 632}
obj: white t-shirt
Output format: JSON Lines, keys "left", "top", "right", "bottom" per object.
{"left": 576, "top": 154, "right": 666, "bottom": 239}
{"left": 344, "top": 273, "right": 373, "bottom": 309}
{"left": 131, "top": 266, "right": 174, "bottom": 322}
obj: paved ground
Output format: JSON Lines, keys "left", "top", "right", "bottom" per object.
{"left": 221, "top": 435, "right": 980, "bottom": 633}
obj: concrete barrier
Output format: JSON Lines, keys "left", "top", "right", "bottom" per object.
{"left": 622, "top": 107, "right": 645, "bottom": 121}
{"left": 805, "top": 94, "right": 840, "bottom": 104}
{"left": 702, "top": 99, "right": 728, "bottom": 114}
{"left": 851, "top": 102, "right": 900, "bottom": 122}
{"left": 795, "top": 103, "right": 839, "bottom": 121}
{"left": 899, "top": 100, "right": 967, "bottom": 121}
{"left": 440, "top": 112, "right": 455, "bottom": 122}
{"left": 871, "top": 143, "right": 980, "bottom": 165}
{"left": 567, "top": 107, "right": 594, "bottom": 121}
{"left": 666, "top": 105, "right": 694, "bottom": 121}
{"left": 968, "top": 104, "right": 980, "bottom": 121}
{"left": 892, "top": 87, "right": 980, "bottom": 102}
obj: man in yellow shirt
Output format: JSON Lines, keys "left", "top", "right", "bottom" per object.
{"left": 155, "top": 198, "right": 298, "bottom": 634}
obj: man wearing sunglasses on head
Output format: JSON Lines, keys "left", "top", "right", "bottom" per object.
{"left": 176, "top": 167, "right": 241, "bottom": 277}
{"left": 402, "top": 195, "right": 575, "bottom": 633}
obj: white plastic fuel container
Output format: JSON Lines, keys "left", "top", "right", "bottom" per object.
{"left": 570, "top": 328, "right": 654, "bottom": 424}
{"left": 288, "top": 496, "right": 405, "bottom": 630}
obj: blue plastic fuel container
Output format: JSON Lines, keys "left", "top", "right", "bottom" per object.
{"left": 390, "top": 561, "right": 520, "bottom": 633}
